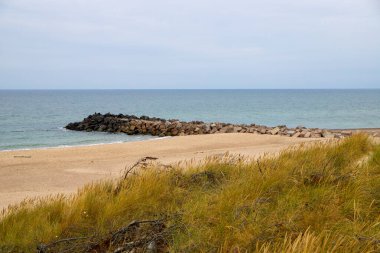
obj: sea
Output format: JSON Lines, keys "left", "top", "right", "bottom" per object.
{"left": 0, "top": 89, "right": 379, "bottom": 151}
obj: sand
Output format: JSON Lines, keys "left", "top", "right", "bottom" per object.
{"left": 0, "top": 133, "right": 321, "bottom": 209}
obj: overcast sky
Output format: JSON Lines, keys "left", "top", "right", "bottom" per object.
{"left": 0, "top": 0, "right": 380, "bottom": 89}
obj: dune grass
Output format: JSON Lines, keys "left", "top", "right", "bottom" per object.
{"left": 1, "top": 134, "right": 380, "bottom": 252}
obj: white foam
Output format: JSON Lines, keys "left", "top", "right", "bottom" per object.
{"left": 0, "top": 137, "right": 165, "bottom": 152}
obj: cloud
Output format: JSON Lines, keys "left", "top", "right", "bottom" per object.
{"left": 0, "top": 0, "right": 379, "bottom": 88}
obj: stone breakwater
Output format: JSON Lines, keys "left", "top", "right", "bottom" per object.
{"left": 65, "top": 113, "right": 355, "bottom": 139}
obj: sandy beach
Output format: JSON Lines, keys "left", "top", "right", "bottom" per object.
{"left": 0, "top": 133, "right": 321, "bottom": 209}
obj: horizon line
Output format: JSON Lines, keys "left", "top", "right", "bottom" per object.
{"left": 1, "top": 88, "right": 380, "bottom": 91}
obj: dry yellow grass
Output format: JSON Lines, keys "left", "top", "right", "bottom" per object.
{"left": 1, "top": 134, "right": 380, "bottom": 252}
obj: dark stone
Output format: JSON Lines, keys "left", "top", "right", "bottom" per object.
{"left": 64, "top": 113, "right": 348, "bottom": 139}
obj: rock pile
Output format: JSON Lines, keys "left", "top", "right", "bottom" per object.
{"left": 65, "top": 113, "right": 353, "bottom": 139}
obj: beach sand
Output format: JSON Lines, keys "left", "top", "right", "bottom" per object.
{"left": 0, "top": 133, "right": 322, "bottom": 209}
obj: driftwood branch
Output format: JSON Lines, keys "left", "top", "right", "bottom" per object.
{"left": 122, "top": 156, "right": 158, "bottom": 180}
{"left": 112, "top": 219, "right": 165, "bottom": 240}
{"left": 113, "top": 156, "right": 159, "bottom": 195}
{"left": 36, "top": 217, "right": 170, "bottom": 253}
{"left": 110, "top": 218, "right": 171, "bottom": 253}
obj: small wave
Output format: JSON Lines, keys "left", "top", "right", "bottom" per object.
{"left": 57, "top": 127, "right": 68, "bottom": 131}
{"left": 1, "top": 147, "right": 34, "bottom": 152}
{"left": 148, "top": 136, "right": 172, "bottom": 141}
{"left": 0, "top": 138, "right": 159, "bottom": 152}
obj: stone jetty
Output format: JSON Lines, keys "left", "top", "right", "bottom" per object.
{"left": 65, "top": 113, "right": 356, "bottom": 139}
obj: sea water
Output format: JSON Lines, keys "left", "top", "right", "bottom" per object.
{"left": 0, "top": 89, "right": 379, "bottom": 151}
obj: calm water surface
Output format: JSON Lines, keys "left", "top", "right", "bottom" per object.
{"left": 0, "top": 90, "right": 379, "bottom": 151}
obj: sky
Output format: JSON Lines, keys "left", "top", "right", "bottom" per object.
{"left": 0, "top": 0, "right": 380, "bottom": 89}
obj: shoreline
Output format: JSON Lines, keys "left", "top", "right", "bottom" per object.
{"left": 2, "top": 127, "right": 379, "bottom": 153}
{"left": 0, "top": 133, "right": 320, "bottom": 209}
{"left": 0, "top": 136, "right": 166, "bottom": 153}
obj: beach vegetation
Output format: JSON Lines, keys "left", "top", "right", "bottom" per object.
{"left": 1, "top": 134, "right": 380, "bottom": 252}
